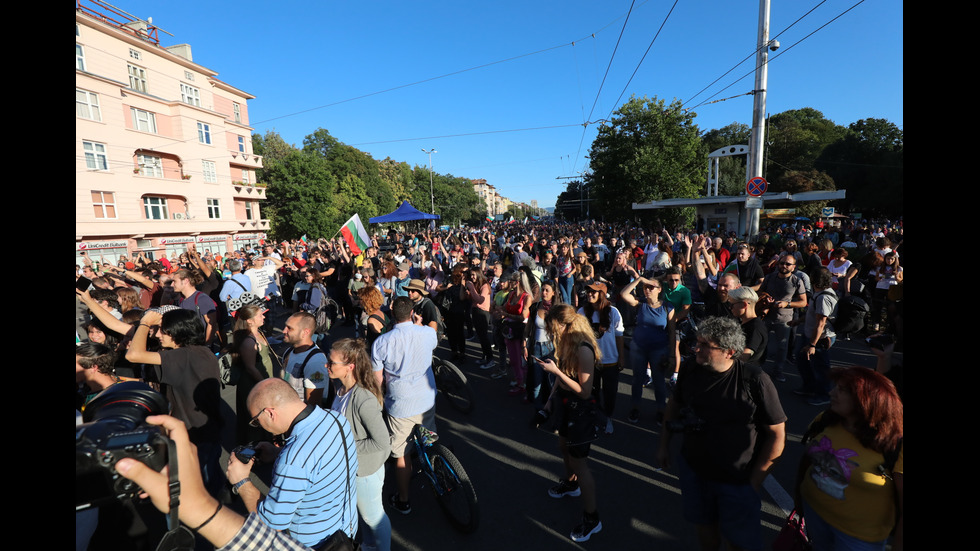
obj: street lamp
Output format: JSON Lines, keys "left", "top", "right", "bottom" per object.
{"left": 422, "top": 148, "right": 437, "bottom": 214}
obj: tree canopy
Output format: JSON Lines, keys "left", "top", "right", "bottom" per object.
{"left": 585, "top": 96, "right": 706, "bottom": 224}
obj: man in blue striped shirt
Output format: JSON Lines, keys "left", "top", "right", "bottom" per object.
{"left": 226, "top": 378, "right": 358, "bottom": 548}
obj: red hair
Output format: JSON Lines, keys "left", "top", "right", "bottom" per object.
{"left": 827, "top": 367, "right": 903, "bottom": 454}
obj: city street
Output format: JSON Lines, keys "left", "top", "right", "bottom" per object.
{"left": 218, "top": 310, "right": 897, "bottom": 550}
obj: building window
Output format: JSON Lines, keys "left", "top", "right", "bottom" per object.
{"left": 130, "top": 108, "right": 157, "bottom": 133}
{"left": 76, "top": 89, "right": 101, "bottom": 121}
{"left": 184, "top": 70, "right": 195, "bottom": 81}
{"left": 197, "top": 122, "right": 211, "bottom": 144}
{"left": 137, "top": 154, "right": 163, "bottom": 178}
{"left": 244, "top": 201, "right": 253, "bottom": 220}
{"left": 207, "top": 198, "right": 221, "bottom": 219}
{"left": 76, "top": 44, "right": 86, "bottom": 70}
{"left": 233, "top": 102, "right": 241, "bottom": 123}
{"left": 203, "top": 160, "right": 217, "bottom": 183}
{"left": 241, "top": 169, "right": 250, "bottom": 185}
{"left": 128, "top": 65, "right": 147, "bottom": 93}
{"left": 129, "top": 48, "right": 142, "bottom": 60}
{"left": 83, "top": 141, "right": 108, "bottom": 171}
{"left": 92, "top": 191, "right": 116, "bottom": 219}
{"left": 143, "top": 196, "right": 169, "bottom": 220}
{"left": 238, "top": 136, "right": 245, "bottom": 152}
{"left": 181, "top": 83, "right": 201, "bottom": 107}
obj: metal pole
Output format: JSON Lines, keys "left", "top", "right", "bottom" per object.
{"left": 747, "top": 0, "right": 771, "bottom": 239}
{"left": 422, "top": 148, "right": 437, "bottom": 214}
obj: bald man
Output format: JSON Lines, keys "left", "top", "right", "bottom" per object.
{"left": 225, "top": 378, "right": 358, "bottom": 548}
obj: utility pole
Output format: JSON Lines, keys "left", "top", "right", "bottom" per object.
{"left": 747, "top": 0, "right": 774, "bottom": 239}
{"left": 422, "top": 148, "right": 437, "bottom": 214}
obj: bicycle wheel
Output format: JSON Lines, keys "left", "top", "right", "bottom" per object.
{"left": 428, "top": 443, "right": 479, "bottom": 533}
{"left": 434, "top": 358, "right": 475, "bottom": 414}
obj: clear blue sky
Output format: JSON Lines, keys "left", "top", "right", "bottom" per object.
{"left": 126, "top": 0, "right": 902, "bottom": 209}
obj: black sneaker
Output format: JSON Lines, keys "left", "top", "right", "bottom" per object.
{"left": 570, "top": 512, "right": 602, "bottom": 542}
{"left": 390, "top": 493, "right": 411, "bottom": 514}
{"left": 548, "top": 479, "right": 581, "bottom": 498}
{"left": 627, "top": 409, "right": 640, "bottom": 424}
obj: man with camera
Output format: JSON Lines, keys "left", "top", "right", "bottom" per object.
{"left": 225, "top": 378, "right": 358, "bottom": 549}
{"left": 657, "top": 316, "right": 786, "bottom": 551}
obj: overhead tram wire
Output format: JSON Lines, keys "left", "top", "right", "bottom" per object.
{"left": 686, "top": 0, "right": 867, "bottom": 113}
{"left": 250, "top": 4, "right": 649, "bottom": 129}
{"left": 570, "top": 0, "right": 638, "bottom": 176}
{"left": 605, "top": 0, "right": 680, "bottom": 120}
{"left": 681, "top": 0, "right": 827, "bottom": 109}
{"left": 349, "top": 123, "right": 583, "bottom": 146}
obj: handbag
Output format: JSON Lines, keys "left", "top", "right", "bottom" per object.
{"left": 772, "top": 508, "right": 811, "bottom": 551}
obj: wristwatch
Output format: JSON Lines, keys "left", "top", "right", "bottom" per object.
{"left": 231, "top": 477, "right": 252, "bottom": 495}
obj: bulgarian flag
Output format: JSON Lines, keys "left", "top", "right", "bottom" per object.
{"left": 340, "top": 213, "right": 371, "bottom": 255}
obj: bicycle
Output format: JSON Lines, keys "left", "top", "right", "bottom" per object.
{"left": 410, "top": 424, "right": 479, "bottom": 533}
{"left": 432, "top": 356, "right": 475, "bottom": 414}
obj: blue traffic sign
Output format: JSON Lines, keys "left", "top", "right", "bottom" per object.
{"left": 746, "top": 177, "right": 768, "bottom": 197}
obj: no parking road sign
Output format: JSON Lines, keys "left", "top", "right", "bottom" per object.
{"left": 746, "top": 177, "right": 768, "bottom": 197}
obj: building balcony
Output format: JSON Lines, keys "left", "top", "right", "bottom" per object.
{"left": 231, "top": 182, "right": 267, "bottom": 199}
{"left": 76, "top": 216, "right": 270, "bottom": 240}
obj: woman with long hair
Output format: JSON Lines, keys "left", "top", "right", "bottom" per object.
{"left": 231, "top": 304, "right": 272, "bottom": 443}
{"left": 797, "top": 367, "right": 903, "bottom": 551}
{"left": 523, "top": 280, "right": 562, "bottom": 406}
{"left": 328, "top": 338, "right": 391, "bottom": 551}
{"left": 502, "top": 269, "right": 533, "bottom": 394}
{"left": 464, "top": 266, "right": 494, "bottom": 366}
{"left": 359, "top": 285, "right": 388, "bottom": 350}
{"left": 556, "top": 242, "right": 575, "bottom": 304}
{"left": 535, "top": 304, "right": 602, "bottom": 542}
{"left": 445, "top": 264, "right": 470, "bottom": 362}
{"left": 578, "top": 282, "right": 624, "bottom": 434}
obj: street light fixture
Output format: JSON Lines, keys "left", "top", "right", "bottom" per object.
{"left": 422, "top": 148, "right": 437, "bottom": 214}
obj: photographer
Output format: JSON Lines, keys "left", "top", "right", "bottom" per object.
{"left": 115, "top": 415, "right": 311, "bottom": 550}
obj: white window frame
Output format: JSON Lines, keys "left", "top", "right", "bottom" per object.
{"left": 83, "top": 141, "right": 108, "bottom": 171}
{"left": 233, "top": 102, "right": 241, "bottom": 123}
{"left": 202, "top": 160, "right": 217, "bottom": 183}
{"left": 181, "top": 83, "right": 201, "bottom": 107}
{"left": 143, "top": 196, "right": 169, "bottom": 220}
{"left": 130, "top": 108, "right": 157, "bottom": 133}
{"left": 76, "top": 44, "right": 86, "bottom": 71}
{"left": 197, "top": 122, "right": 211, "bottom": 144}
{"left": 207, "top": 198, "right": 221, "bottom": 219}
{"left": 128, "top": 64, "right": 147, "bottom": 93}
{"left": 244, "top": 201, "right": 253, "bottom": 220}
{"left": 137, "top": 153, "right": 163, "bottom": 178}
{"left": 92, "top": 191, "right": 117, "bottom": 219}
{"left": 129, "top": 48, "right": 142, "bottom": 60}
{"left": 76, "top": 89, "right": 101, "bottom": 121}
{"left": 238, "top": 136, "right": 245, "bottom": 152}
{"left": 241, "top": 169, "right": 250, "bottom": 185}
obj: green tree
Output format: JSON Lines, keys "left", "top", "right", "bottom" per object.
{"left": 816, "top": 118, "right": 903, "bottom": 215}
{"left": 263, "top": 149, "right": 337, "bottom": 240}
{"left": 703, "top": 122, "right": 751, "bottom": 196}
{"left": 378, "top": 157, "right": 414, "bottom": 202}
{"left": 586, "top": 96, "right": 705, "bottom": 224}
{"left": 765, "top": 107, "right": 846, "bottom": 189}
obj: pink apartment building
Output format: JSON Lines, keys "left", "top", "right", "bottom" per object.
{"left": 76, "top": 1, "right": 267, "bottom": 267}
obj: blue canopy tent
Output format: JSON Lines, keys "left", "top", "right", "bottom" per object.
{"left": 369, "top": 200, "right": 440, "bottom": 224}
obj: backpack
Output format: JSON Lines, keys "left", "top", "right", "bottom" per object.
{"left": 419, "top": 297, "right": 446, "bottom": 341}
{"left": 217, "top": 351, "right": 238, "bottom": 388}
{"left": 284, "top": 345, "right": 323, "bottom": 382}
{"left": 311, "top": 284, "right": 340, "bottom": 334}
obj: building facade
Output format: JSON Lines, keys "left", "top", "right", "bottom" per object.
{"left": 76, "top": 1, "right": 266, "bottom": 266}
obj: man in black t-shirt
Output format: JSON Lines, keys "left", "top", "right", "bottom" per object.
{"left": 657, "top": 316, "right": 786, "bottom": 551}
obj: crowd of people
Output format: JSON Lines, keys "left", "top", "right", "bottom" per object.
{"left": 76, "top": 215, "right": 903, "bottom": 550}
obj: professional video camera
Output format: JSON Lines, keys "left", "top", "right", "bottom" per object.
{"left": 76, "top": 382, "right": 170, "bottom": 511}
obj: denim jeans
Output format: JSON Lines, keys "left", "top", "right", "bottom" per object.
{"left": 802, "top": 502, "right": 888, "bottom": 551}
{"left": 765, "top": 319, "right": 792, "bottom": 373}
{"left": 797, "top": 336, "right": 835, "bottom": 398}
{"left": 356, "top": 465, "right": 391, "bottom": 551}
{"left": 527, "top": 341, "right": 555, "bottom": 406}
{"left": 630, "top": 341, "right": 668, "bottom": 411}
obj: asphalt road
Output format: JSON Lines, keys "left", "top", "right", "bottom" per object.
{"left": 218, "top": 310, "right": 899, "bottom": 550}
